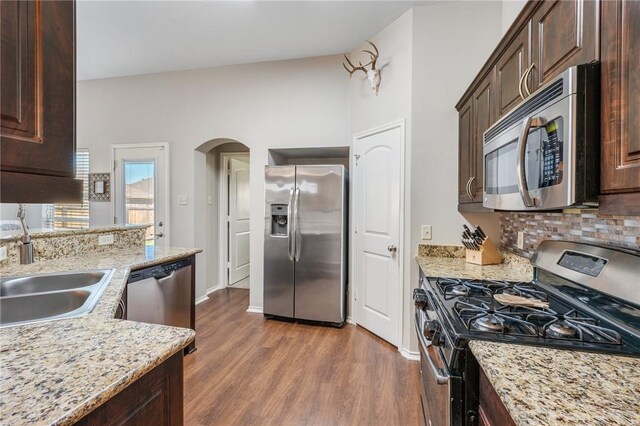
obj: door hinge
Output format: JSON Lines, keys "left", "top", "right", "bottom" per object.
{"left": 354, "top": 289, "right": 358, "bottom": 301}
{"left": 354, "top": 223, "right": 358, "bottom": 234}
{"left": 227, "top": 262, "right": 231, "bottom": 269}
{"left": 113, "top": 160, "right": 117, "bottom": 171}
{"left": 113, "top": 216, "right": 117, "bottom": 224}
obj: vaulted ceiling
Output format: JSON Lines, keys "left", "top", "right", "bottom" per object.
{"left": 77, "top": 1, "right": 423, "bottom": 81}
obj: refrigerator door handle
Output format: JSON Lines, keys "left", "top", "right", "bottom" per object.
{"left": 294, "top": 187, "right": 301, "bottom": 262}
{"left": 287, "top": 188, "right": 295, "bottom": 260}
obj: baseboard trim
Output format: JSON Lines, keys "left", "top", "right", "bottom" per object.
{"left": 400, "top": 348, "right": 420, "bottom": 361}
{"left": 346, "top": 316, "right": 355, "bottom": 325}
{"left": 206, "top": 285, "right": 220, "bottom": 296}
{"left": 246, "top": 305, "right": 263, "bottom": 314}
{"left": 195, "top": 295, "right": 209, "bottom": 305}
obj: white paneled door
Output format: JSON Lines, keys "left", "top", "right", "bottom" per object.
{"left": 228, "top": 156, "right": 251, "bottom": 285}
{"left": 354, "top": 123, "right": 402, "bottom": 346}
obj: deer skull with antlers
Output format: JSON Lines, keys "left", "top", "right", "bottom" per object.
{"left": 343, "top": 41, "right": 381, "bottom": 95}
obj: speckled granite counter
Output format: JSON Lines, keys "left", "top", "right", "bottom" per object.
{"left": 415, "top": 251, "right": 533, "bottom": 282}
{"left": 0, "top": 245, "right": 202, "bottom": 425}
{"left": 470, "top": 341, "right": 640, "bottom": 426}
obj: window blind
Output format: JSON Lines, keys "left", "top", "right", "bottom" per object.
{"left": 43, "top": 150, "right": 90, "bottom": 229}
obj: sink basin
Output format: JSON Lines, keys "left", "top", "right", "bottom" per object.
{"left": 0, "top": 269, "right": 115, "bottom": 327}
{"left": 1, "top": 291, "right": 91, "bottom": 325}
{"left": 0, "top": 271, "right": 108, "bottom": 297}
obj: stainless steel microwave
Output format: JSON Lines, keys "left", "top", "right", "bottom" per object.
{"left": 482, "top": 64, "right": 600, "bottom": 211}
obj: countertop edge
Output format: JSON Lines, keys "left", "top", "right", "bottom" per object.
{"left": 58, "top": 329, "right": 195, "bottom": 426}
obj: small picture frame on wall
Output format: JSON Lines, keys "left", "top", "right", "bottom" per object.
{"left": 89, "top": 173, "right": 111, "bottom": 201}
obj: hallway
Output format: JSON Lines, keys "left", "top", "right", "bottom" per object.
{"left": 184, "top": 288, "right": 420, "bottom": 425}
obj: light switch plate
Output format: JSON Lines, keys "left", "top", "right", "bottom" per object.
{"left": 0, "top": 246, "right": 7, "bottom": 261}
{"left": 98, "top": 234, "right": 114, "bottom": 246}
{"left": 178, "top": 194, "right": 189, "bottom": 205}
{"left": 517, "top": 231, "right": 525, "bottom": 250}
{"left": 421, "top": 225, "right": 432, "bottom": 240}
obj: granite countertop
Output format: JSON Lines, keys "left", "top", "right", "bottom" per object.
{"left": 0, "top": 245, "right": 202, "bottom": 425}
{"left": 415, "top": 251, "right": 534, "bottom": 282}
{"left": 0, "top": 224, "right": 150, "bottom": 242}
{"left": 469, "top": 341, "right": 640, "bottom": 426}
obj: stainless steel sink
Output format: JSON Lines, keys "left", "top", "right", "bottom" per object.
{"left": 0, "top": 269, "right": 115, "bottom": 327}
{"left": 1, "top": 271, "right": 107, "bottom": 297}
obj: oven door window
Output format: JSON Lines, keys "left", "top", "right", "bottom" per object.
{"left": 485, "top": 117, "right": 564, "bottom": 195}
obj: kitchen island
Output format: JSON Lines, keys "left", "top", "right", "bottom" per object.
{"left": 0, "top": 245, "right": 201, "bottom": 425}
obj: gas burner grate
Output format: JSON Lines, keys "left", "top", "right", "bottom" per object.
{"left": 453, "top": 299, "right": 540, "bottom": 336}
{"left": 437, "top": 278, "right": 520, "bottom": 300}
{"left": 525, "top": 309, "right": 622, "bottom": 345}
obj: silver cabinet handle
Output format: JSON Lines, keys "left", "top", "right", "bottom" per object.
{"left": 287, "top": 188, "right": 294, "bottom": 261}
{"left": 294, "top": 187, "right": 301, "bottom": 262}
{"left": 523, "top": 64, "right": 534, "bottom": 97}
{"left": 469, "top": 176, "right": 476, "bottom": 199}
{"left": 517, "top": 116, "right": 545, "bottom": 207}
{"left": 518, "top": 68, "right": 526, "bottom": 100}
{"left": 387, "top": 245, "right": 397, "bottom": 253}
{"left": 465, "top": 177, "right": 473, "bottom": 200}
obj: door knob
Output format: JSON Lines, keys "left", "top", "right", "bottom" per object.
{"left": 155, "top": 232, "right": 164, "bottom": 238}
{"left": 387, "top": 245, "right": 397, "bottom": 253}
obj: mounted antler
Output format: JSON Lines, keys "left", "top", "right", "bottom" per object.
{"left": 342, "top": 41, "right": 382, "bottom": 95}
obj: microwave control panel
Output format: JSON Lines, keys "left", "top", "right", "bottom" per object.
{"left": 540, "top": 120, "right": 563, "bottom": 188}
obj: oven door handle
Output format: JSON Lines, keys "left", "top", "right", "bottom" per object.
{"left": 415, "top": 311, "right": 450, "bottom": 385}
{"left": 517, "top": 116, "right": 546, "bottom": 208}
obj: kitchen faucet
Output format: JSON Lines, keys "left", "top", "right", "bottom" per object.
{"left": 17, "top": 204, "right": 34, "bottom": 264}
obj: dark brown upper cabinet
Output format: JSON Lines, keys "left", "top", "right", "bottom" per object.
{"left": 0, "top": 0, "right": 82, "bottom": 203}
{"left": 529, "top": 0, "right": 599, "bottom": 91}
{"left": 458, "top": 97, "right": 474, "bottom": 205}
{"left": 599, "top": 0, "right": 640, "bottom": 215}
{"left": 495, "top": 22, "right": 531, "bottom": 119}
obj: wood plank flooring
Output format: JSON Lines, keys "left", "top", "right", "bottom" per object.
{"left": 184, "top": 288, "right": 421, "bottom": 426}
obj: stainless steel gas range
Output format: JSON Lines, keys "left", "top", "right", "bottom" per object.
{"left": 413, "top": 241, "right": 640, "bottom": 426}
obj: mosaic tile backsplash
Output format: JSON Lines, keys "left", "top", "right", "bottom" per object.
{"left": 501, "top": 211, "right": 640, "bottom": 258}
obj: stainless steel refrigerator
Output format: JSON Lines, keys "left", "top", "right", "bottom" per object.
{"left": 263, "top": 165, "right": 347, "bottom": 326}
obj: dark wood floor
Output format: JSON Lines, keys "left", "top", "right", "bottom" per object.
{"left": 184, "top": 288, "right": 421, "bottom": 425}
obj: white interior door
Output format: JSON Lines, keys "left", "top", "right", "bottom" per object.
{"left": 354, "top": 124, "right": 402, "bottom": 346}
{"left": 113, "top": 145, "right": 168, "bottom": 247}
{"left": 228, "top": 156, "right": 250, "bottom": 285}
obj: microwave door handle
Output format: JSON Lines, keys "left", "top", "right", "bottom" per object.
{"left": 517, "top": 116, "right": 545, "bottom": 207}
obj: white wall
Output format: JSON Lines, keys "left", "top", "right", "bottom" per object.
{"left": 501, "top": 0, "right": 527, "bottom": 34}
{"left": 77, "top": 55, "right": 350, "bottom": 305}
{"left": 407, "top": 2, "right": 503, "bottom": 352}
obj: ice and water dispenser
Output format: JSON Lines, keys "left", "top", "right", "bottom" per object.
{"left": 270, "top": 204, "right": 289, "bottom": 236}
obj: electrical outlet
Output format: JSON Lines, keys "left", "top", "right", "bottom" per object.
{"left": 178, "top": 194, "right": 189, "bottom": 205}
{"left": 421, "top": 225, "right": 432, "bottom": 240}
{"left": 517, "top": 231, "right": 525, "bottom": 250}
{"left": 0, "top": 247, "right": 7, "bottom": 261}
{"left": 98, "top": 234, "right": 114, "bottom": 246}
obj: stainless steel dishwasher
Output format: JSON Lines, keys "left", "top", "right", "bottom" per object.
{"left": 127, "top": 258, "right": 192, "bottom": 330}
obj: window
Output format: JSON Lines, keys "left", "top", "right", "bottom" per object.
{"left": 43, "top": 149, "right": 90, "bottom": 229}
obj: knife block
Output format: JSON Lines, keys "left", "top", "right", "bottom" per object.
{"left": 465, "top": 238, "right": 502, "bottom": 266}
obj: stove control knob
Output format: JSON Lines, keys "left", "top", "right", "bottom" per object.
{"left": 413, "top": 289, "right": 429, "bottom": 309}
{"left": 423, "top": 320, "right": 445, "bottom": 346}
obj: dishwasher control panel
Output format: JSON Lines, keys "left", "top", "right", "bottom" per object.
{"left": 128, "top": 257, "right": 192, "bottom": 283}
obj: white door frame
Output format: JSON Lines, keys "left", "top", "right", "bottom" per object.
{"left": 110, "top": 143, "right": 171, "bottom": 246}
{"left": 218, "top": 152, "right": 250, "bottom": 289}
{"left": 350, "top": 119, "right": 406, "bottom": 350}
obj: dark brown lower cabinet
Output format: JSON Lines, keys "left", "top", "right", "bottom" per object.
{"left": 76, "top": 351, "right": 184, "bottom": 426}
{"left": 478, "top": 367, "right": 515, "bottom": 426}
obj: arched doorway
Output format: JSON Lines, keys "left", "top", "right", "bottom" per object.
{"left": 194, "top": 138, "right": 250, "bottom": 304}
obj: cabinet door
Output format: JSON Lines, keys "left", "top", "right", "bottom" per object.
{"left": 458, "top": 97, "right": 474, "bottom": 204}
{"left": 600, "top": 0, "right": 640, "bottom": 213}
{"left": 530, "top": 0, "right": 599, "bottom": 90}
{"left": 495, "top": 22, "right": 531, "bottom": 118}
{"left": 0, "top": 0, "right": 81, "bottom": 204}
{"left": 471, "top": 74, "right": 494, "bottom": 203}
